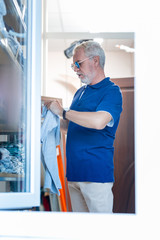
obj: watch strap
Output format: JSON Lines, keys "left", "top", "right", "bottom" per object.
{"left": 63, "top": 109, "right": 67, "bottom": 120}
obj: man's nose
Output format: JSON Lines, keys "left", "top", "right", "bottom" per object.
{"left": 74, "top": 65, "right": 79, "bottom": 72}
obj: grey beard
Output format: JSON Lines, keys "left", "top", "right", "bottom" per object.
{"left": 81, "top": 76, "right": 92, "bottom": 85}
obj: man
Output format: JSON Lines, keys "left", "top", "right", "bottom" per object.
{"left": 47, "top": 41, "right": 122, "bottom": 213}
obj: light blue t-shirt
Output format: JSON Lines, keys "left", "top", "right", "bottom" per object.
{"left": 66, "top": 77, "right": 122, "bottom": 183}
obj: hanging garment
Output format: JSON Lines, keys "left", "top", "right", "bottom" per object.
{"left": 41, "top": 106, "right": 61, "bottom": 195}
{"left": 0, "top": 0, "right": 6, "bottom": 31}
{"left": 0, "top": 0, "right": 26, "bottom": 70}
{"left": 0, "top": 0, "right": 6, "bottom": 16}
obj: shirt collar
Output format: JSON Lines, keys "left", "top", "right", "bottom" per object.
{"left": 87, "top": 77, "right": 110, "bottom": 89}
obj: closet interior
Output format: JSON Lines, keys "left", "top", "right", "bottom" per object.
{"left": 0, "top": 0, "right": 27, "bottom": 193}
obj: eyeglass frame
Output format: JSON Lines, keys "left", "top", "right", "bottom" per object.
{"left": 71, "top": 56, "right": 93, "bottom": 70}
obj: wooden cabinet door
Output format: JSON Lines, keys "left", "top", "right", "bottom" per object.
{"left": 112, "top": 78, "right": 135, "bottom": 213}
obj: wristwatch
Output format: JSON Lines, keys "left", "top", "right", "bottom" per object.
{"left": 63, "top": 109, "right": 69, "bottom": 120}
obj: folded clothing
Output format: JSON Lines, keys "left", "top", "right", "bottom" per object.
{"left": 0, "top": 156, "right": 24, "bottom": 174}
{"left": 0, "top": 148, "right": 10, "bottom": 159}
{"left": 0, "top": 145, "right": 25, "bottom": 175}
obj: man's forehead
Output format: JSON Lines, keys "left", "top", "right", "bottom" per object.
{"left": 73, "top": 48, "right": 85, "bottom": 60}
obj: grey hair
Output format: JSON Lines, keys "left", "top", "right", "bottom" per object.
{"left": 74, "top": 41, "right": 106, "bottom": 69}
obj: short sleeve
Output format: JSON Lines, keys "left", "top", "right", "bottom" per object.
{"left": 96, "top": 85, "right": 122, "bottom": 127}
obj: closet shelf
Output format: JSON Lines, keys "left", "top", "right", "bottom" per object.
{"left": 0, "top": 173, "right": 24, "bottom": 181}
{"left": 0, "top": 125, "right": 19, "bottom": 134}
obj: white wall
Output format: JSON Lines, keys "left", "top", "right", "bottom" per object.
{"left": 47, "top": 51, "right": 81, "bottom": 108}
{"left": 45, "top": 50, "right": 134, "bottom": 108}
{"left": 105, "top": 51, "right": 134, "bottom": 78}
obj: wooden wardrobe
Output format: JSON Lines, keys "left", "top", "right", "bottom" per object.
{"left": 112, "top": 77, "right": 135, "bottom": 213}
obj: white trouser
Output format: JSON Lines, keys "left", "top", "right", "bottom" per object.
{"left": 68, "top": 181, "right": 113, "bottom": 213}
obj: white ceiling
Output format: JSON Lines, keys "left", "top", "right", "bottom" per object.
{"left": 45, "top": 0, "right": 134, "bottom": 53}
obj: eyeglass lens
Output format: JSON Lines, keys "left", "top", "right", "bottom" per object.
{"left": 75, "top": 62, "right": 80, "bottom": 68}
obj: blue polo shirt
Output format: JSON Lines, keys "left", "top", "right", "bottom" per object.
{"left": 66, "top": 77, "right": 122, "bottom": 183}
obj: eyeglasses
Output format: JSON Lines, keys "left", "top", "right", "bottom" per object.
{"left": 71, "top": 56, "right": 93, "bottom": 70}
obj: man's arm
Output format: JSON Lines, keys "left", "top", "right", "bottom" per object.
{"left": 46, "top": 100, "right": 112, "bottom": 130}
{"left": 60, "top": 119, "right": 69, "bottom": 133}
{"left": 65, "top": 110, "right": 112, "bottom": 130}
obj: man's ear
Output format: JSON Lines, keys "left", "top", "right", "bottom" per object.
{"left": 93, "top": 56, "right": 100, "bottom": 67}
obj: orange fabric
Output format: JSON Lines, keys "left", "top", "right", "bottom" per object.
{"left": 57, "top": 145, "right": 67, "bottom": 212}
{"left": 61, "top": 135, "right": 72, "bottom": 212}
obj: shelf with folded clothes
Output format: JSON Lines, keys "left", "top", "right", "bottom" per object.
{"left": 0, "top": 128, "right": 25, "bottom": 186}
{"left": 0, "top": 143, "right": 25, "bottom": 180}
